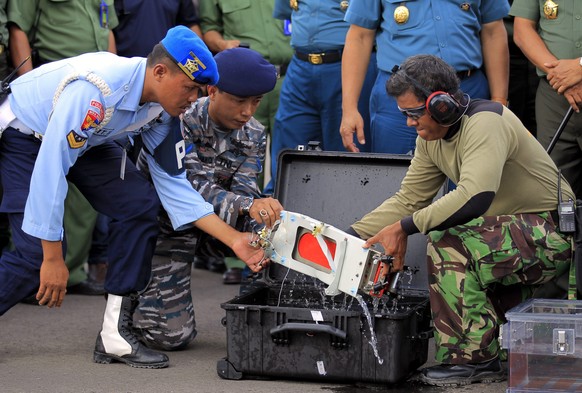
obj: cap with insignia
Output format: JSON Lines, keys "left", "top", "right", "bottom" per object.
{"left": 213, "top": 47, "right": 277, "bottom": 97}
{"left": 161, "top": 26, "right": 219, "bottom": 85}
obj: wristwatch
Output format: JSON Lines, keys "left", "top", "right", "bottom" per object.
{"left": 240, "top": 197, "right": 254, "bottom": 215}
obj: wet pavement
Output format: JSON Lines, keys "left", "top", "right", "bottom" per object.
{"left": 0, "top": 256, "right": 507, "bottom": 393}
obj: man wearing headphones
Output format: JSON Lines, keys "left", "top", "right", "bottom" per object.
{"left": 347, "top": 54, "right": 575, "bottom": 386}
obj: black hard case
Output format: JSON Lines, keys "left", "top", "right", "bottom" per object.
{"left": 218, "top": 151, "right": 433, "bottom": 384}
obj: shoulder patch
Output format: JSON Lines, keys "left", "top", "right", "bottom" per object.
{"left": 90, "top": 100, "right": 104, "bottom": 116}
{"left": 81, "top": 100, "right": 105, "bottom": 131}
{"left": 67, "top": 130, "right": 87, "bottom": 149}
{"left": 81, "top": 109, "right": 102, "bottom": 131}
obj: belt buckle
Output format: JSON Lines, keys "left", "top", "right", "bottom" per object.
{"left": 309, "top": 53, "right": 323, "bottom": 65}
{"left": 0, "top": 45, "right": 4, "bottom": 55}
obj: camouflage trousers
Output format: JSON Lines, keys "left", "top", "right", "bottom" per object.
{"left": 427, "top": 212, "right": 572, "bottom": 364}
{"left": 133, "top": 254, "right": 197, "bottom": 351}
{"left": 133, "top": 218, "right": 234, "bottom": 350}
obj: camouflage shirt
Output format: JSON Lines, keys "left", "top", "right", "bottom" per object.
{"left": 181, "top": 97, "right": 266, "bottom": 230}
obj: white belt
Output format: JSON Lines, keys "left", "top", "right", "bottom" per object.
{"left": 0, "top": 98, "right": 17, "bottom": 132}
{"left": 0, "top": 98, "right": 42, "bottom": 140}
{"left": 8, "top": 118, "right": 36, "bottom": 136}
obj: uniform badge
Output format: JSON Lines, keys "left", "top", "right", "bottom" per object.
{"left": 80, "top": 99, "right": 105, "bottom": 132}
{"left": 290, "top": 0, "right": 298, "bottom": 11}
{"left": 81, "top": 110, "right": 102, "bottom": 131}
{"left": 394, "top": 5, "right": 410, "bottom": 24}
{"left": 67, "top": 130, "right": 87, "bottom": 149}
{"left": 543, "top": 0, "right": 558, "bottom": 19}
{"left": 340, "top": 1, "right": 349, "bottom": 12}
{"left": 90, "top": 100, "right": 104, "bottom": 116}
{"left": 460, "top": 2, "right": 471, "bottom": 11}
{"left": 177, "top": 51, "right": 207, "bottom": 81}
{"left": 284, "top": 19, "right": 292, "bottom": 36}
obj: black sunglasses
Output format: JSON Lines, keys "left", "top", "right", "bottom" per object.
{"left": 397, "top": 104, "right": 426, "bottom": 120}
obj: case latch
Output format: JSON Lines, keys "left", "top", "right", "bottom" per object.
{"left": 553, "top": 328, "right": 575, "bottom": 355}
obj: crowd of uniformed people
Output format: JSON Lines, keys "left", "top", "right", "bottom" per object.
{"left": 0, "top": 0, "right": 580, "bottom": 388}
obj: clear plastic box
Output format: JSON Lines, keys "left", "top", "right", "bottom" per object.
{"left": 503, "top": 299, "right": 582, "bottom": 392}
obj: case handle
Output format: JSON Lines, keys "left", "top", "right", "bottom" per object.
{"left": 270, "top": 322, "right": 347, "bottom": 340}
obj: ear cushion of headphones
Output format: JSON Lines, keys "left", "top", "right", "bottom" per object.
{"left": 426, "top": 91, "right": 461, "bottom": 125}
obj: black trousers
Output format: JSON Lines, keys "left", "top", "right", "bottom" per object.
{"left": 0, "top": 129, "right": 160, "bottom": 314}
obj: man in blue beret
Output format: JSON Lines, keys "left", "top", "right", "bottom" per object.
{"left": 0, "top": 27, "right": 269, "bottom": 368}
{"left": 133, "top": 47, "right": 284, "bottom": 350}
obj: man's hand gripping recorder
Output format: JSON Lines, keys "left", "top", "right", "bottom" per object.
{"left": 255, "top": 211, "right": 403, "bottom": 298}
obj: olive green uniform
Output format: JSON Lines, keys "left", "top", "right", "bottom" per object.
{"left": 7, "top": 0, "right": 117, "bottom": 63}
{"left": 199, "top": 0, "right": 292, "bottom": 185}
{"left": 510, "top": 0, "right": 582, "bottom": 199}
{"left": 0, "top": 0, "right": 9, "bottom": 79}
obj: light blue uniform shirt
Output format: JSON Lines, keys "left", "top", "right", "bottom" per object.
{"left": 273, "top": 0, "right": 349, "bottom": 52}
{"left": 345, "top": 0, "right": 509, "bottom": 72}
{"left": 8, "top": 52, "right": 213, "bottom": 241}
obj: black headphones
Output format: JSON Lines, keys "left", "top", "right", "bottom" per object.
{"left": 391, "top": 65, "right": 464, "bottom": 126}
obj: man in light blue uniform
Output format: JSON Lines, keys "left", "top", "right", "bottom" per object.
{"left": 264, "top": 0, "right": 378, "bottom": 195}
{"left": 0, "top": 26, "right": 266, "bottom": 368}
{"left": 340, "top": 0, "right": 510, "bottom": 154}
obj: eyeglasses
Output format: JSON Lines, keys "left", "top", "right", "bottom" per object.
{"left": 397, "top": 104, "right": 426, "bottom": 120}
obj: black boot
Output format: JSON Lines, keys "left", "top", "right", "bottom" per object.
{"left": 417, "top": 357, "right": 505, "bottom": 386}
{"left": 93, "top": 294, "right": 169, "bottom": 368}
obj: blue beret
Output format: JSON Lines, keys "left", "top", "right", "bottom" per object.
{"left": 161, "top": 26, "right": 219, "bottom": 85}
{"left": 214, "top": 48, "right": 277, "bottom": 97}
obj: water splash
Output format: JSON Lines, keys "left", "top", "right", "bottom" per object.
{"left": 355, "top": 294, "right": 384, "bottom": 365}
{"left": 276, "top": 266, "right": 292, "bottom": 307}
{"left": 391, "top": 296, "right": 399, "bottom": 313}
{"left": 404, "top": 268, "right": 414, "bottom": 285}
{"left": 347, "top": 296, "right": 355, "bottom": 310}
{"left": 372, "top": 297, "right": 381, "bottom": 314}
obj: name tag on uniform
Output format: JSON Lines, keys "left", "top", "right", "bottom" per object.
{"left": 284, "top": 20, "right": 292, "bottom": 36}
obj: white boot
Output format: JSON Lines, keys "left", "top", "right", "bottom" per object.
{"left": 93, "top": 294, "right": 169, "bottom": 368}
